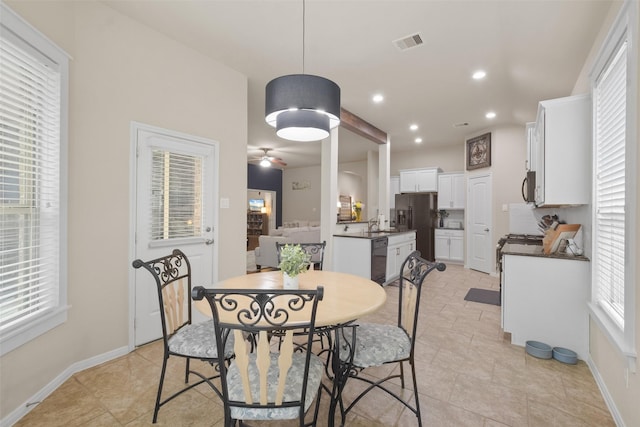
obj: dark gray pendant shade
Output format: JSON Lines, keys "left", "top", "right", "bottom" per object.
{"left": 265, "top": 74, "right": 341, "bottom": 142}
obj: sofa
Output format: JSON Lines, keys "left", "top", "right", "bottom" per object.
{"left": 254, "top": 221, "right": 321, "bottom": 270}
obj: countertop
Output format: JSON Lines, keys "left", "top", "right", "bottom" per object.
{"left": 333, "top": 229, "right": 416, "bottom": 239}
{"left": 501, "top": 243, "right": 589, "bottom": 261}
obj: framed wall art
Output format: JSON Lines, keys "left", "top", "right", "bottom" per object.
{"left": 466, "top": 132, "right": 491, "bottom": 170}
{"left": 338, "top": 195, "right": 352, "bottom": 221}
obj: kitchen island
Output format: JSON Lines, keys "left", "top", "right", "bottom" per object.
{"left": 333, "top": 230, "right": 416, "bottom": 285}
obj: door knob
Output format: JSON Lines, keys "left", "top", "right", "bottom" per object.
{"left": 484, "top": 228, "right": 490, "bottom": 232}
{"left": 205, "top": 239, "right": 214, "bottom": 245}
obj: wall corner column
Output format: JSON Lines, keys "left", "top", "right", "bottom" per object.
{"left": 378, "top": 136, "right": 391, "bottom": 225}
{"left": 321, "top": 128, "right": 339, "bottom": 270}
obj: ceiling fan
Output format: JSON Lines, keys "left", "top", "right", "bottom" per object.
{"left": 249, "top": 148, "right": 287, "bottom": 168}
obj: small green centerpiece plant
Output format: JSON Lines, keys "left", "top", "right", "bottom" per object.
{"left": 278, "top": 244, "right": 311, "bottom": 278}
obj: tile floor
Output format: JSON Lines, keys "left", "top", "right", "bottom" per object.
{"left": 15, "top": 264, "right": 614, "bottom": 426}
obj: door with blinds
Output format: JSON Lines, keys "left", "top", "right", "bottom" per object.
{"left": 133, "top": 124, "right": 217, "bottom": 346}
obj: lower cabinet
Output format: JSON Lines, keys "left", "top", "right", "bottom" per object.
{"left": 332, "top": 236, "right": 371, "bottom": 280}
{"left": 502, "top": 254, "right": 589, "bottom": 360}
{"left": 434, "top": 229, "right": 463, "bottom": 262}
{"left": 385, "top": 231, "right": 416, "bottom": 284}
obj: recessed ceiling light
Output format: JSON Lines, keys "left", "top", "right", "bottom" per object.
{"left": 472, "top": 70, "right": 486, "bottom": 80}
{"left": 415, "top": 137, "right": 422, "bottom": 143}
{"left": 409, "top": 124, "right": 418, "bottom": 131}
{"left": 485, "top": 111, "right": 496, "bottom": 119}
{"left": 372, "top": 94, "right": 384, "bottom": 103}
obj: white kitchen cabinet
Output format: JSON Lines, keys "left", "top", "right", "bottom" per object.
{"left": 502, "top": 254, "right": 590, "bottom": 360}
{"left": 390, "top": 176, "right": 400, "bottom": 209}
{"left": 434, "top": 229, "right": 464, "bottom": 263}
{"left": 532, "top": 94, "right": 591, "bottom": 206}
{"left": 399, "top": 168, "right": 442, "bottom": 193}
{"left": 385, "top": 231, "right": 416, "bottom": 283}
{"left": 333, "top": 236, "right": 371, "bottom": 279}
{"left": 438, "top": 173, "right": 465, "bottom": 209}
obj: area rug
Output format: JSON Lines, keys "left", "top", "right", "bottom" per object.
{"left": 464, "top": 288, "right": 501, "bottom": 306}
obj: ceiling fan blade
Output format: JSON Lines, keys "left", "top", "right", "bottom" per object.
{"left": 270, "top": 158, "right": 287, "bottom": 167}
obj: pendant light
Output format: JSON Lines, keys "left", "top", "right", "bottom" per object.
{"left": 265, "top": 0, "right": 340, "bottom": 142}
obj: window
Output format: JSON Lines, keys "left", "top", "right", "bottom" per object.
{"left": 150, "top": 150, "right": 203, "bottom": 240}
{"left": 590, "top": 0, "right": 637, "bottom": 362}
{"left": 593, "top": 39, "right": 627, "bottom": 328}
{"left": 0, "top": 4, "right": 69, "bottom": 356}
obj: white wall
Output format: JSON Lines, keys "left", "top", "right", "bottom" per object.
{"left": 390, "top": 142, "right": 465, "bottom": 175}
{"left": 489, "top": 125, "right": 528, "bottom": 252}
{"left": 283, "top": 160, "right": 370, "bottom": 223}
{"left": 1, "top": 0, "right": 248, "bottom": 419}
{"left": 282, "top": 165, "right": 322, "bottom": 222}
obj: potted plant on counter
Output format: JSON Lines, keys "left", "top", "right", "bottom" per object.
{"left": 436, "top": 209, "right": 450, "bottom": 228}
{"left": 278, "top": 244, "right": 311, "bottom": 289}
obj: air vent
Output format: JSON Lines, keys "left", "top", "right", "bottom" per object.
{"left": 453, "top": 122, "right": 470, "bottom": 128}
{"left": 393, "top": 33, "right": 424, "bottom": 51}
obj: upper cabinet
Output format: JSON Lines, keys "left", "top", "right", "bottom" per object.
{"left": 438, "top": 172, "right": 465, "bottom": 209}
{"left": 531, "top": 94, "right": 591, "bottom": 207}
{"left": 399, "top": 167, "right": 442, "bottom": 193}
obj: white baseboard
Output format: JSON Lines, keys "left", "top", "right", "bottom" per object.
{"left": 1, "top": 346, "right": 129, "bottom": 427}
{"left": 587, "top": 356, "right": 625, "bottom": 427}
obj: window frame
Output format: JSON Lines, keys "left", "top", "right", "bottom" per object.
{"left": 588, "top": 0, "right": 638, "bottom": 368}
{"left": 0, "top": 3, "right": 69, "bottom": 356}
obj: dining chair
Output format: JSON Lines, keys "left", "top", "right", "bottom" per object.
{"left": 276, "top": 241, "right": 326, "bottom": 270}
{"left": 132, "top": 249, "right": 234, "bottom": 423}
{"left": 276, "top": 241, "right": 331, "bottom": 354}
{"left": 338, "top": 251, "right": 446, "bottom": 426}
{"left": 191, "top": 285, "right": 325, "bottom": 427}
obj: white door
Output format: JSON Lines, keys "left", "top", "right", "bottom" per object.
{"left": 132, "top": 123, "right": 218, "bottom": 346}
{"left": 467, "top": 173, "right": 492, "bottom": 273}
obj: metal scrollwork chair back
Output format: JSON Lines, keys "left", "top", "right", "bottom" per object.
{"left": 192, "top": 286, "right": 325, "bottom": 427}
{"left": 132, "top": 249, "right": 233, "bottom": 423}
{"left": 276, "top": 241, "right": 327, "bottom": 270}
{"left": 338, "top": 251, "right": 446, "bottom": 427}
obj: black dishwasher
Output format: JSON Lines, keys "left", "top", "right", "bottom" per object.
{"left": 371, "top": 236, "right": 388, "bottom": 285}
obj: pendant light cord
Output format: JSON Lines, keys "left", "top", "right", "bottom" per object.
{"left": 302, "top": 0, "right": 306, "bottom": 74}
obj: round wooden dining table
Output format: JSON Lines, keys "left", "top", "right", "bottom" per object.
{"left": 194, "top": 269, "right": 387, "bottom": 327}
{"left": 193, "top": 269, "right": 386, "bottom": 426}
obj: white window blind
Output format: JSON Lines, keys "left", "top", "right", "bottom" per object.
{"left": 593, "top": 38, "right": 627, "bottom": 327}
{"left": 0, "top": 35, "right": 61, "bottom": 332}
{"left": 150, "top": 150, "right": 203, "bottom": 240}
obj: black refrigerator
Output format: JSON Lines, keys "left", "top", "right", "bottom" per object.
{"left": 394, "top": 193, "right": 437, "bottom": 261}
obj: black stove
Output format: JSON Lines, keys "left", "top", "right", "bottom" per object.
{"left": 496, "top": 233, "right": 544, "bottom": 298}
{"left": 497, "top": 233, "right": 544, "bottom": 248}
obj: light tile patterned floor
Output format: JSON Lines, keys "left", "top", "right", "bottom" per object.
{"left": 15, "top": 264, "right": 614, "bottom": 426}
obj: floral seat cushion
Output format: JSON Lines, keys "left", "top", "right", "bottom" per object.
{"left": 341, "top": 322, "right": 411, "bottom": 368}
{"left": 228, "top": 353, "right": 324, "bottom": 420}
{"left": 168, "top": 321, "right": 234, "bottom": 359}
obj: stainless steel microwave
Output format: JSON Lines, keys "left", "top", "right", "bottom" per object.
{"left": 522, "top": 171, "right": 536, "bottom": 203}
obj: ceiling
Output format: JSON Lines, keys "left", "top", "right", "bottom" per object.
{"left": 104, "top": 0, "right": 616, "bottom": 169}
